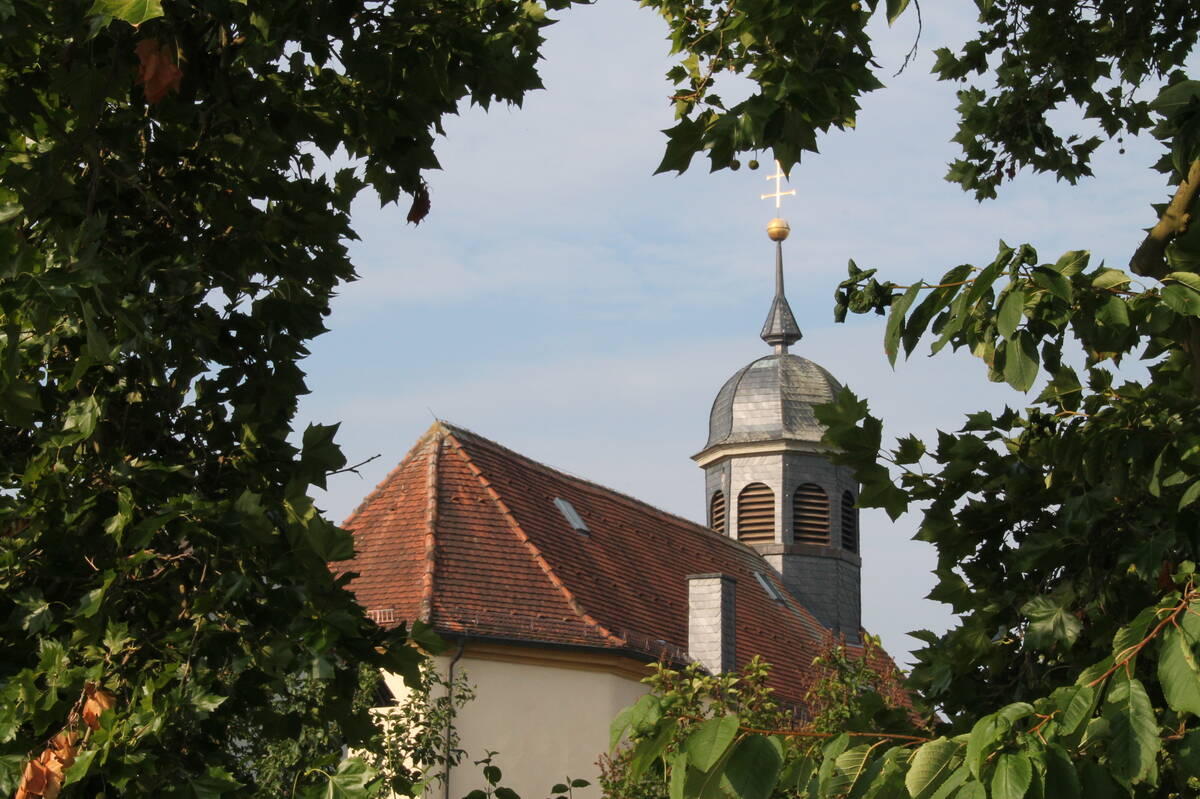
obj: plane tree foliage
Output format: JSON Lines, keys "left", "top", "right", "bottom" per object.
{"left": 1, "top": 0, "right": 578, "bottom": 794}
{"left": 619, "top": 1, "right": 1200, "bottom": 798}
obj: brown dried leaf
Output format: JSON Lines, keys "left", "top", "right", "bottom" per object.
{"left": 15, "top": 758, "right": 50, "bottom": 799}
{"left": 406, "top": 181, "right": 430, "bottom": 225}
{"left": 135, "top": 38, "right": 182, "bottom": 104}
{"left": 82, "top": 684, "right": 117, "bottom": 730}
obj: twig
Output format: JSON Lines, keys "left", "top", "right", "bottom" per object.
{"left": 738, "top": 723, "right": 931, "bottom": 743}
{"left": 328, "top": 453, "right": 382, "bottom": 478}
{"left": 892, "top": 0, "right": 923, "bottom": 77}
{"left": 890, "top": 278, "right": 975, "bottom": 290}
{"left": 1088, "top": 581, "right": 1197, "bottom": 688}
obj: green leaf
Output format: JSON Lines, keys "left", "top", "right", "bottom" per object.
{"left": 301, "top": 422, "right": 347, "bottom": 489}
{"left": 87, "top": 0, "right": 163, "bottom": 24}
{"left": 668, "top": 751, "right": 687, "bottom": 799}
{"left": 303, "top": 518, "right": 356, "bottom": 562}
{"left": 61, "top": 395, "right": 101, "bottom": 440}
{"left": 1162, "top": 284, "right": 1200, "bottom": 316}
{"left": 685, "top": 715, "right": 739, "bottom": 772}
{"left": 1080, "top": 760, "right": 1119, "bottom": 798}
{"left": 995, "top": 702, "right": 1034, "bottom": 725}
{"left": 1158, "top": 626, "right": 1200, "bottom": 715}
{"left": 1103, "top": 678, "right": 1160, "bottom": 786}
{"left": 1042, "top": 744, "right": 1080, "bottom": 799}
{"left": 905, "top": 737, "right": 960, "bottom": 799}
{"left": 1054, "top": 250, "right": 1090, "bottom": 276}
{"left": 628, "top": 719, "right": 677, "bottom": 781}
{"left": 191, "top": 692, "right": 227, "bottom": 713}
{"left": 894, "top": 434, "right": 926, "bottom": 465}
{"left": 1002, "top": 331, "right": 1039, "bottom": 392}
{"left": 1058, "top": 685, "right": 1096, "bottom": 744}
{"left": 990, "top": 752, "right": 1032, "bottom": 799}
{"left": 1092, "top": 268, "right": 1131, "bottom": 290}
{"left": 611, "top": 694, "right": 661, "bottom": 750}
{"left": 827, "top": 743, "right": 873, "bottom": 797}
{"left": 62, "top": 748, "right": 97, "bottom": 785}
{"left": 817, "top": 733, "right": 849, "bottom": 792}
{"left": 188, "top": 766, "right": 242, "bottom": 798}
{"left": 321, "top": 759, "right": 377, "bottom": 799}
{"left": 997, "top": 287, "right": 1026, "bottom": 339}
{"left": 1096, "top": 294, "right": 1131, "bottom": 327}
{"left": 1179, "top": 480, "right": 1200, "bottom": 510}
{"left": 722, "top": 735, "right": 782, "bottom": 799}
{"left": 1167, "top": 271, "right": 1200, "bottom": 292}
{"left": 885, "top": 282, "right": 922, "bottom": 366}
{"left": 1177, "top": 729, "right": 1200, "bottom": 775}
{"left": 885, "top": 0, "right": 911, "bottom": 25}
{"left": 1151, "top": 81, "right": 1200, "bottom": 116}
{"left": 1021, "top": 595, "right": 1082, "bottom": 650}
{"left": 956, "top": 782, "right": 986, "bottom": 799}
{"left": 965, "top": 713, "right": 1006, "bottom": 778}
{"left": 655, "top": 119, "right": 702, "bottom": 174}
{"left": 1032, "top": 266, "right": 1073, "bottom": 302}
{"left": 925, "top": 764, "right": 968, "bottom": 799}
{"left": 76, "top": 587, "right": 105, "bottom": 619}
{"left": 1112, "top": 605, "right": 1157, "bottom": 663}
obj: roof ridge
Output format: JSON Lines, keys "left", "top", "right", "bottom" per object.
{"left": 442, "top": 430, "right": 626, "bottom": 648}
{"left": 419, "top": 428, "right": 445, "bottom": 623}
{"left": 440, "top": 421, "right": 779, "bottom": 564}
{"left": 342, "top": 421, "right": 447, "bottom": 527}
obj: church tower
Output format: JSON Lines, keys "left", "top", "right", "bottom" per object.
{"left": 692, "top": 166, "right": 861, "bottom": 640}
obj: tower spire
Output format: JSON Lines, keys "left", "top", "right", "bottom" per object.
{"left": 759, "top": 162, "right": 801, "bottom": 353}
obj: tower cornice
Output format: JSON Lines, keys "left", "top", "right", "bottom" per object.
{"left": 691, "top": 437, "right": 833, "bottom": 468}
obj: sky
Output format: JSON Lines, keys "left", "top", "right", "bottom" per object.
{"left": 296, "top": 3, "right": 1173, "bottom": 665}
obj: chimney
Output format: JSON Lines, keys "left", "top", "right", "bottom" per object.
{"left": 687, "top": 574, "right": 736, "bottom": 674}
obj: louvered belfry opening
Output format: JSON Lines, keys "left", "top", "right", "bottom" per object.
{"left": 841, "top": 490, "right": 859, "bottom": 553}
{"left": 737, "top": 483, "right": 775, "bottom": 543}
{"left": 709, "top": 491, "right": 727, "bottom": 534}
{"left": 793, "top": 483, "right": 830, "bottom": 545}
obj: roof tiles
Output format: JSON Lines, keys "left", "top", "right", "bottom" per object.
{"left": 341, "top": 421, "right": 887, "bottom": 704}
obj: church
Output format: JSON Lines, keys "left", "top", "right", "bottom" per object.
{"left": 340, "top": 182, "right": 899, "bottom": 797}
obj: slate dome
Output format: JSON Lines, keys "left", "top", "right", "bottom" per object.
{"left": 705, "top": 353, "right": 841, "bottom": 449}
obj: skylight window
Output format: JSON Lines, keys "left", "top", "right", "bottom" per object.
{"left": 553, "top": 497, "right": 590, "bottom": 534}
{"left": 754, "top": 571, "right": 785, "bottom": 602}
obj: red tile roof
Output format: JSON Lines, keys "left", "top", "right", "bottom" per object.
{"left": 341, "top": 422, "right": 895, "bottom": 704}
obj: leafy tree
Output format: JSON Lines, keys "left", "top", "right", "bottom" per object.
{"left": 0, "top": 0, "right": 932, "bottom": 794}
{"left": 605, "top": 648, "right": 917, "bottom": 799}
{"left": 0, "top": 0, "right": 577, "bottom": 794}
{"left": 618, "top": 1, "right": 1200, "bottom": 798}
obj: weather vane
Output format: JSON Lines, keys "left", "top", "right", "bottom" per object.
{"left": 760, "top": 160, "right": 796, "bottom": 210}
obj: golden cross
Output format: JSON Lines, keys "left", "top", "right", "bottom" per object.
{"left": 760, "top": 160, "right": 796, "bottom": 210}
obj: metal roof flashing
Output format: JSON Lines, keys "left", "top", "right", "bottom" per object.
{"left": 553, "top": 497, "right": 590, "bottom": 534}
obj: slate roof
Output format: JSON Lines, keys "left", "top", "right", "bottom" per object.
{"left": 340, "top": 421, "right": 893, "bottom": 705}
{"left": 704, "top": 354, "right": 842, "bottom": 451}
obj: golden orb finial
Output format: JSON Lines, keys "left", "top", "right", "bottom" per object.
{"left": 767, "top": 217, "right": 790, "bottom": 241}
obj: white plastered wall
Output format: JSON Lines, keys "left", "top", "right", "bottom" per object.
{"left": 381, "top": 649, "right": 649, "bottom": 799}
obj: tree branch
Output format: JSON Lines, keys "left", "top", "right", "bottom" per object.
{"left": 1130, "top": 158, "right": 1200, "bottom": 280}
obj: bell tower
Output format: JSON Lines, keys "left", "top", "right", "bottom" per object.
{"left": 692, "top": 164, "right": 862, "bottom": 640}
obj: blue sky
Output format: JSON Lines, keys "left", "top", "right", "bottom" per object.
{"left": 297, "top": 3, "right": 1172, "bottom": 665}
